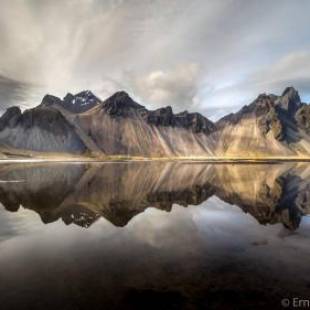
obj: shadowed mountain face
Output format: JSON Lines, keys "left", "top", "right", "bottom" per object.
{"left": 0, "top": 162, "right": 309, "bottom": 230}
{"left": 2, "top": 87, "right": 310, "bottom": 157}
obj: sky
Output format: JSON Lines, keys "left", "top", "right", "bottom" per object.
{"left": 1, "top": 0, "right": 310, "bottom": 120}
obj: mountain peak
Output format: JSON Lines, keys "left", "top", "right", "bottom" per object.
{"left": 281, "top": 86, "right": 299, "bottom": 97}
{"left": 112, "top": 90, "right": 130, "bottom": 97}
{"left": 40, "top": 91, "right": 101, "bottom": 113}
{"left": 62, "top": 90, "right": 101, "bottom": 113}
{"left": 102, "top": 91, "right": 145, "bottom": 116}
{"left": 40, "top": 94, "right": 62, "bottom": 107}
{"left": 105, "top": 91, "right": 143, "bottom": 108}
{"left": 277, "top": 86, "right": 301, "bottom": 115}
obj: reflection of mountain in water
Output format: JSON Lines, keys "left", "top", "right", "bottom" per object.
{"left": 0, "top": 162, "right": 309, "bottom": 230}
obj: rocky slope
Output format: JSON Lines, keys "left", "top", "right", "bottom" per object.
{"left": 0, "top": 105, "right": 86, "bottom": 153}
{"left": 0, "top": 90, "right": 217, "bottom": 157}
{"left": 215, "top": 87, "right": 310, "bottom": 157}
{"left": 0, "top": 87, "right": 310, "bottom": 157}
{"left": 76, "top": 91, "right": 216, "bottom": 157}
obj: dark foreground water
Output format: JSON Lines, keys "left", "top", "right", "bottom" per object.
{"left": 0, "top": 162, "right": 309, "bottom": 310}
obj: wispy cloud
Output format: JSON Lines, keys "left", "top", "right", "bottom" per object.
{"left": 0, "top": 0, "right": 310, "bottom": 119}
{"left": 127, "top": 63, "right": 201, "bottom": 111}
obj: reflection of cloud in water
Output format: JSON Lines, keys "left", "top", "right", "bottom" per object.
{"left": 127, "top": 205, "right": 200, "bottom": 249}
{"left": 0, "top": 162, "right": 310, "bottom": 260}
{"left": 0, "top": 190, "right": 310, "bottom": 309}
{"left": 0, "top": 180, "right": 25, "bottom": 183}
{"left": 0, "top": 204, "right": 42, "bottom": 242}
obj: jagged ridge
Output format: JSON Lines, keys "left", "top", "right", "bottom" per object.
{"left": 215, "top": 87, "right": 310, "bottom": 156}
{"left": 0, "top": 86, "right": 310, "bottom": 157}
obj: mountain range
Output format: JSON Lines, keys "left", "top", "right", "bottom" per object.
{"left": 0, "top": 87, "right": 310, "bottom": 158}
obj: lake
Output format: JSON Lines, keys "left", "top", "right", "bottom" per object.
{"left": 0, "top": 162, "right": 309, "bottom": 309}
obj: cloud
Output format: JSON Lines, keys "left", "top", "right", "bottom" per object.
{"left": 0, "top": 75, "right": 43, "bottom": 113}
{"left": 249, "top": 51, "right": 310, "bottom": 96}
{"left": 128, "top": 63, "right": 200, "bottom": 111}
{"left": 0, "top": 0, "right": 310, "bottom": 119}
{"left": 199, "top": 51, "right": 310, "bottom": 120}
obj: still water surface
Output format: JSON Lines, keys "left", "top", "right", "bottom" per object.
{"left": 0, "top": 162, "right": 309, "bottom": 309}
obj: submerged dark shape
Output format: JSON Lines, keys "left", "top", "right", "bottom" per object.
{"left": 0, "top": 162, "right": 308, "bottom": 230}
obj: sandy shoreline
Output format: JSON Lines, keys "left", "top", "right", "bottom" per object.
{"left": 1, "top": 156, "right": 310, "bottom": 164}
